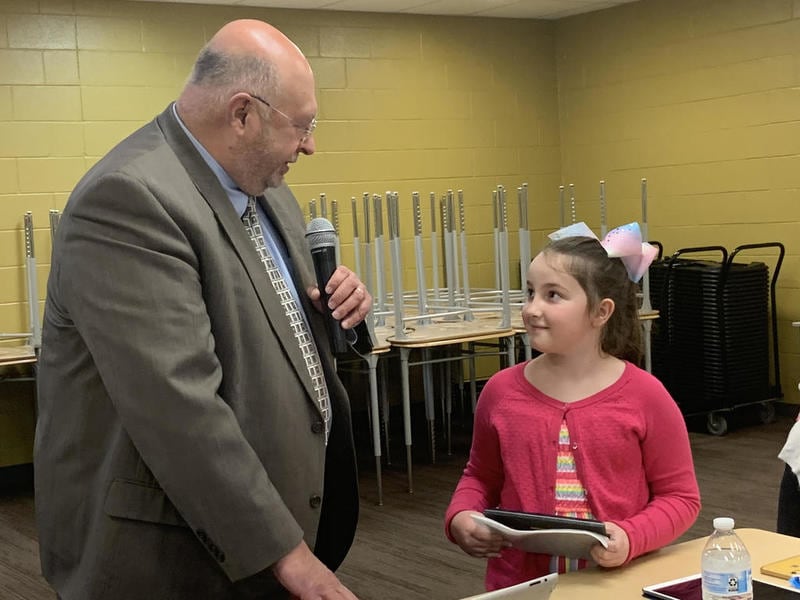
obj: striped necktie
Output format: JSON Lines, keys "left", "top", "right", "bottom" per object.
{"left": 241, "top": 196, "right": 330, "bottom": 443}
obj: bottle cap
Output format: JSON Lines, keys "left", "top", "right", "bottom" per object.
{"left": 713, "top": 517, "right": 734, "bottom": 531}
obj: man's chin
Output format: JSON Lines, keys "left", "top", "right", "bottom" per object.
{"left": 266, "top": 174, "right": 285, "bottom": 189}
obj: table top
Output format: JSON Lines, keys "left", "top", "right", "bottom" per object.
{"left": 385, "top": 318, "right": 515, "bottom": 348}
{"left": 550, "top": 528, "right": 797, "bottom": 599}
{"left": 370, "top": 324, "right": 393, "bottom": 353}
{"left": 0, "top": 345, "right": 36, "bottom": 366}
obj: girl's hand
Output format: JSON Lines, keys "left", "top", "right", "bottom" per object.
{"left": 591, "top": 521, "right": 630, "bottom": 568}
{"left": 449, "top": 510, "right": 510, "bottom": 559}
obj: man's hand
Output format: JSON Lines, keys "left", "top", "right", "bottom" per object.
{"left": 273, "top": 541, "right": 359, "bottom": 599}
{"left": 307, "top": 266, "right": 372, "bottom": 330}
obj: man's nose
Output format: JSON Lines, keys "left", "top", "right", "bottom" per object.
{"left": 300, "top": 134, "right": 316, "bottom": 155}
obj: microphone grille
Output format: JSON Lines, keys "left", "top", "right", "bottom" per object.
{"left": 306, "top": 217, "right": 337, "bottom": 249}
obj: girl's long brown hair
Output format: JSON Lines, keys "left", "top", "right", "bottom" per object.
{"left": 543, "top": 236, "right": 643, "bottom": 364}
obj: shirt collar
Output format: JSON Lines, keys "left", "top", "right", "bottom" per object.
{"left": 172, "top": 102, "right": 249, "bottom": 218}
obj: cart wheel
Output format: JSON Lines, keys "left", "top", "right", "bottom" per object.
{"left": 706, "top": 412, "right": 728, "bottom": 436}
{"left": 759, "top": 402, "right": 776, "bottom": 424}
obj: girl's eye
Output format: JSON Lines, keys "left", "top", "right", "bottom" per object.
{"left": 526, "top": 288, "right": 534, "bottom": 299}
{"left": 548, "top": 290, "right": 562, "bottom": 300}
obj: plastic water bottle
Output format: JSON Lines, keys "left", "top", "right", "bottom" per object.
{"left": 701, "top": 517, "right": 752, "bottom": 600}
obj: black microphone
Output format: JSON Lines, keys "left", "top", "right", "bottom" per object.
{"left": 305, "top": 217, "right": 349, "bottom": 355}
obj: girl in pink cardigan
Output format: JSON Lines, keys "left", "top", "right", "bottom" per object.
{"left": 445, "top": 223, "right": 701, "bottom": 591}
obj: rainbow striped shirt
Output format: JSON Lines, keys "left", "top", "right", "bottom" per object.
{"left": 549, "top": 418, "right": 594, "bottom": 574}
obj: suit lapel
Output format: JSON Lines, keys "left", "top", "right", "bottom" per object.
{"left": 155, "top": 105, "right": 320, "bottom": 408}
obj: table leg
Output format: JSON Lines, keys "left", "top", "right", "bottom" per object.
{"left": 468, "top": 342, "right": 477, "bottom": 413}
{"left": 445, "top": 353, "right": 453, "bottom": 456}
{"left": 642, "top": 319, "right": 653, "bottom": 373}
{"left": 379, "top": 361, "right": 391, "bottom": 465}
{"left": 366, "top": 353, "right": 383, "bottom": 506}
{"left": 422, "top": 348, "right": 435, "bottom": 465}
{"left": 400, "top": 347, "right": 413, "bottom": 494}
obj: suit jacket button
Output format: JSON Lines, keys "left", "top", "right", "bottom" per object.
{"left": 196, "top": 529, "right": 208, "bottom": 543}
{"left": 309, "top": 494, "right": 322, "bottom": 508}
{"left": 208, "top": 543, "right": 224, "bottom": 563}
{"left": 311, "top": 420, "right": 324, "bottom": 434}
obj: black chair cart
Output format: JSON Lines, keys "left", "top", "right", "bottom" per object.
{"left": 649, "top": 242, "right": 784, "bottom": 435}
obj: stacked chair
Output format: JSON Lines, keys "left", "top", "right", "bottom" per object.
{"left": 313, "top": 186, "right": 525, "bottom": 502}
{"left": 649, "top": 243, "right": 784, "bottom": 435}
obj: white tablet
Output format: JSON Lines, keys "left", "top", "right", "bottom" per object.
{"left": 460, "top": 573, "right": 558, "bottom": 600}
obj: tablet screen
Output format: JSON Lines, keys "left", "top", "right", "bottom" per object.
{"left": 642, "top": 576, "right": 800, "bottom": 600}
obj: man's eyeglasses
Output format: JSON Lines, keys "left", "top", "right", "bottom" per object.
{"left": 248, "top": 93, "right": 317, "bottom": 142}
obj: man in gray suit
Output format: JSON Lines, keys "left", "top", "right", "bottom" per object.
{"left": 34, "top": 19, "right": 372, "bottom": 599}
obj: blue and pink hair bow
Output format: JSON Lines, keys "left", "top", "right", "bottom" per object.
{"left": 547, "top": 221, "right": 658, "bottom": 283}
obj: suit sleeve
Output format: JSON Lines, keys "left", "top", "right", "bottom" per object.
{"left": 55, "top": 172, "right": 304, "bottom": 581}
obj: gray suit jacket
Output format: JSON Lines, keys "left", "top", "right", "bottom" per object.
{"left": 34, "top": 105, "right": 359, "bottom": 599}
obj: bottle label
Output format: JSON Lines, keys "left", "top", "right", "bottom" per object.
{"left": 702, "top": 568, "right": 752, "bottom": 595}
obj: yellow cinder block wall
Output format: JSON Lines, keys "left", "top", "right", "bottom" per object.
{"left": 1, "top": 0, "right": 799, "bottom": 410}
{"left": 556, "top": 0, "right": 800, "bottom": 404}
{"left": 0, "top": 0, "right": 560, "bottom": 341}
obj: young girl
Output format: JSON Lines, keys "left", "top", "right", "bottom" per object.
{"left": 445, "top": 222, "right": 701, "bottom": 591}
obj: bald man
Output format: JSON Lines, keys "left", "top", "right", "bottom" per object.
{"left": 34, "top": 19, "right": 370, "bottom": 599}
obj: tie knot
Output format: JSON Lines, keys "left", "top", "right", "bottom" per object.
{"left": 242, "top": 196, "right": 259, "bottom": 228}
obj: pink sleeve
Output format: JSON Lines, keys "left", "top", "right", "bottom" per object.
{"left": 444, "top": 378, "right": 505, "bottom": 541}
{"left": 616, "top": 379, "right": 701, "bottom": 561}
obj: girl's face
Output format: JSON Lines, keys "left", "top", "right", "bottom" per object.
{"left": 522, "top": 251, "right": 602, "bottom": 356}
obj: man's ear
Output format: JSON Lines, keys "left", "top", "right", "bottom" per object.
{"left": 592, "top": 298, "right": 615, "bottom": 328}
{"left": 229, "top": 93, "right": 251, "bottom": 130}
